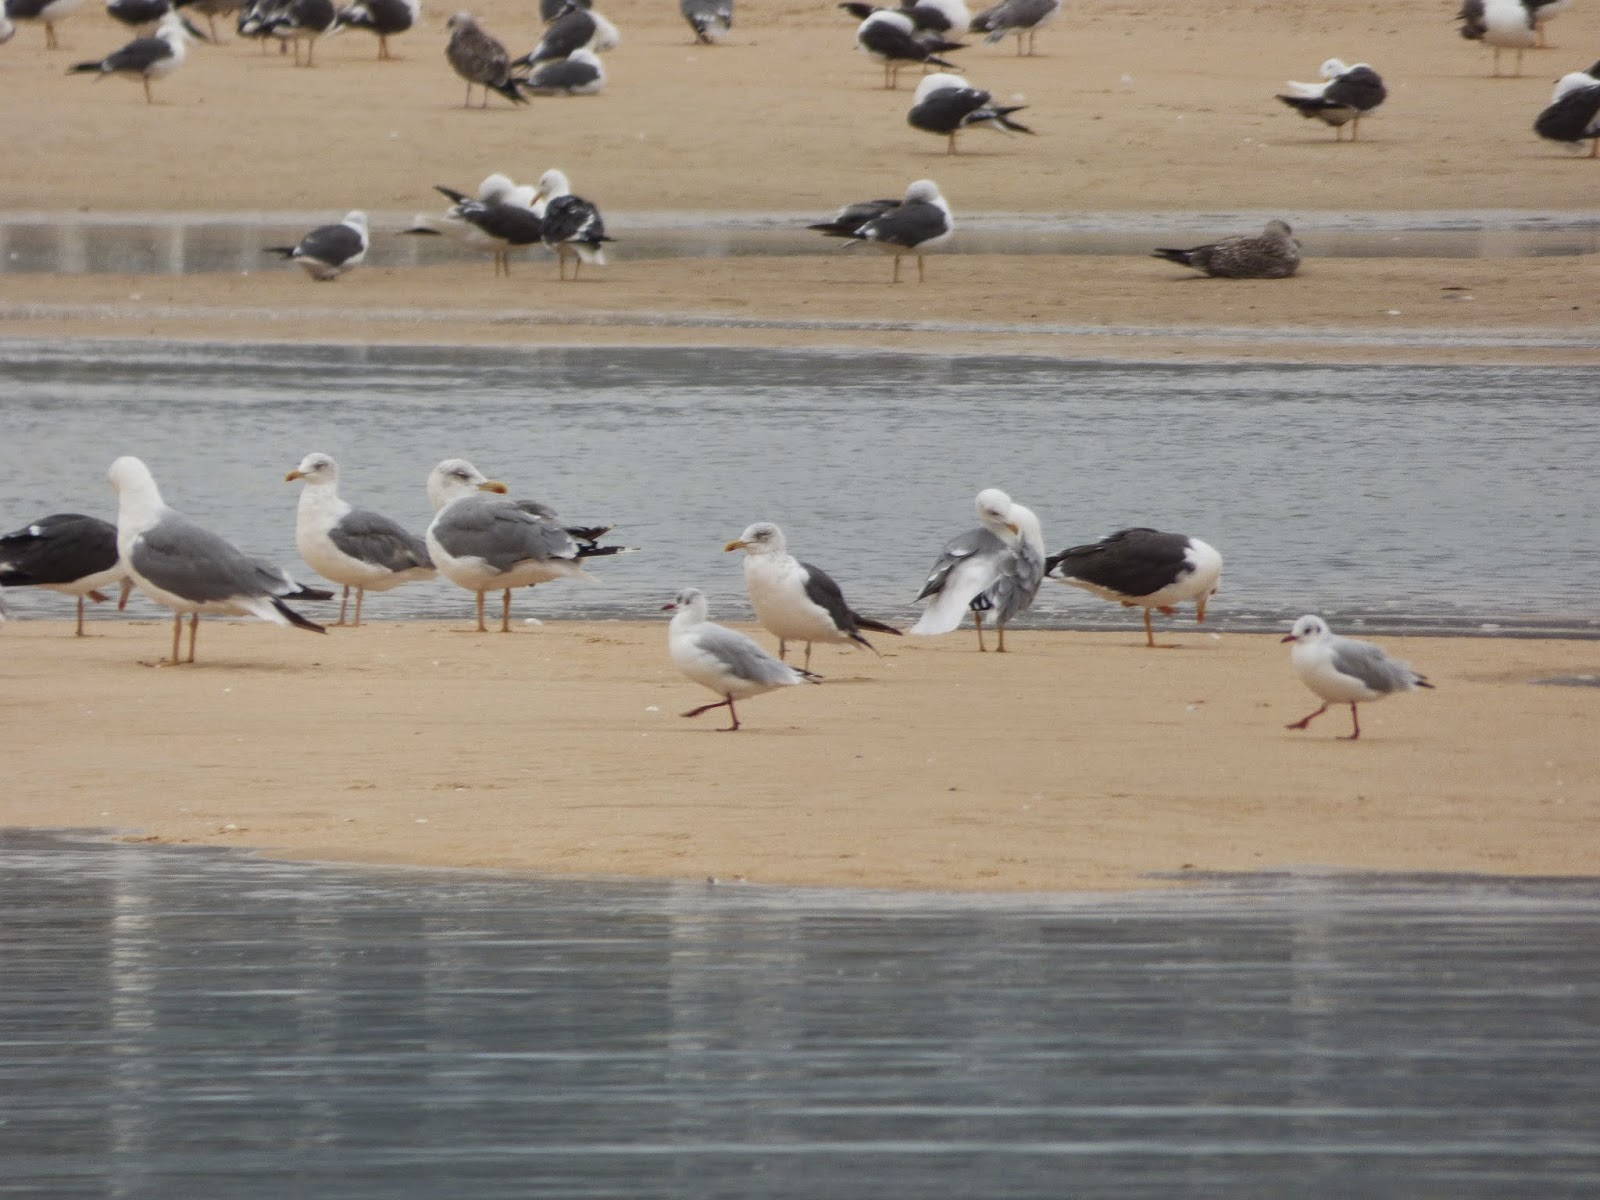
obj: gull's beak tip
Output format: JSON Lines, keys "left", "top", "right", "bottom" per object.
{"left": 480, "top": 480, "right": 510, "bottom": 494}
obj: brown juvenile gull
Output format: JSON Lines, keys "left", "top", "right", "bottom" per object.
{"left": 1152, "top": 219, "right": 1301, "bottom": 279}
{"left": 445, "top": 11, "right": 527, "bottom": 107}
{"left": 1276, "top": 58, "right": 1386, "bottom": 141}
{"left": 968, "top": 0, "right": 1059, "bottom": 56}
{"left": 1282, "top": 615, "right": 1434, "bottom": 740}
{"left": 1045, "top": 527, "right": 1223, "bottom": 648}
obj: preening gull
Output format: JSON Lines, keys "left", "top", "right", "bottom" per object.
{"left": 910, "top": 487, "right": 1044, "bottom": 652}
{"left": 1534, "top": 64, "right": 1600, "bottom": 155}
{"left": 285, "top": 453, "right": 435, "bottom": 626}
{"left": 70, "top": 9, "right": 195, "bottom": 103}
{"left": 1152, "top": 219, "right": 1301, "bottom": 279}
{"left": 854, "top": 9, "right": 963, "bottom": 90}
{"left": 817, "top": 177, "right": 952, "bottom": 283}
{"left": 1276, "top": 58, "right": 1386, "bottom": 141}
{"left": 968, "top": 0, "right": 1058, "bottom": 56}
{"left": 5, "top": 0, "right": 82, "bottom": 48}
{"left": 664, "top": 587, "right": 821, "bottom": 731}
{"left": 725, "top": 521, "right": 901, "bottom": 669}
{"left": 445, "top": 12, "right": 527, "bottom": 107}
{"left": 807, "top": 196, "right": 899, "bottom": 237}
{"left": 1283, "top": 615, "right": 1433, "bottom": 740}
{"left": 521, "top": 45, "right": 604, "bottom": 94}
{"left": 680, "top": 0, "right": 729, "bottom": 43}
{"left": 514, "top": 2, "right": 617, "bottom": 67}
{"left": 907, "top": 70, "right": 1034, "bottom": 154}
{"left": 335, "top": 0, "right": 418, "bottom": 59}
{"left": 1045, "top": 527, "right": 1222, "bottom": 648}
{"left": 425, "top": 458, "right": 626, "bottom": 632}
{"left": 432, "top": 183, "right": 544, "bottom": 273}
{"left": 268, "top": 0, "right": 334, "bottom": 65}
{"left": 264, "top": 210, "right": 369, "bottom": 280}
{"left": 533, "top": 168, "right": 613, "bottom": 280}
{"left": 0, "top": 513, "right": 131, "bottom": 635}
{"left": 1455, "top": 0, "right": 1536, "bottom": 77}
{"left": 107, "top": 456, "right": 327, "bottom": 664}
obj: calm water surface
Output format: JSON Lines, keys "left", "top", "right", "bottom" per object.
{"left": 0, "top": 340, "right": 1595, "bottom": 634}
{"left": 1, "top": 831, "right": 1597, "bottom": 1198}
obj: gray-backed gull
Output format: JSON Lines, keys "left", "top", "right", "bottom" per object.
{"left": 910, "top": 488, "right": 1044, "bottom": 653}
{"left": 816, "top": 177, "right": 952, "bottom": 283}
{"left": 664, "top": 588, "right": 821, "bottom": 731}
{"left": 70, "top": 9, "right": 194, "bottom": 102}
{"left": 1276, "top": 58, "right": 1386, "bottom": 141}
{"left": 1152, "top": 219, "right": 1300, "bottom": 279}
{"left": 1045, "top": 527, "right": 1222, "bottom": 648}
{"left": 1283, "top": 615, "right": 1433, "bottom": 740}
{"left": 264, "top": 211, "right": 369, "bottom": 280}
{"left": 968, "top": 0, "right": 1058, "bottom": 55}
{"left": 680, "top": 0, "right": 729, "bottom": 43}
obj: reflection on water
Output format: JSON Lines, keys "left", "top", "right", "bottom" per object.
{"left": 0, "top": 340, "right": 1596, "bottom": 634}
{"left": 1, "top": 830, "right": 1597, "bottom": 1199}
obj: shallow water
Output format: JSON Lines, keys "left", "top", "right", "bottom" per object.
{"left": 1, "top": 339, "right": 1596, "bottom": 634}
{"left": 1, "top": 830, "right": 1597, "bottom": 1199}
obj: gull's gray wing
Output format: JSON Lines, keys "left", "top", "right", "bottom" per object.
{"left": 983, "top": 539, "right": 1044, "bottom": 622}
{"left": 298, "top": 223, "right": 364, "bottom": 267}
{"left": 697, "top": 622, "right": 802, "bottom": 686}
{"left": 434, "top": 496, "right": 578, "bottom": 570}
{"left": 915, "top": 526, "right": 1006, "bottom": 601}
{"left": 797, "top": 560, "right": 860, "bottom": 634}
{"left": 1330, "top": 637, "right": 1418, "bottom": 694}
{"left": 132, "top": 513, "right": 287, "bottom": 603}
{"left": 329, "top": 508, "right": 432, "bottom": 572}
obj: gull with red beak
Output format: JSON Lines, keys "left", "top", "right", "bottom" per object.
{"left": 1282, "top": 614, "right": 1433, "bottom": 740}
{"left": 663, "top": 587, "right": 821, "bottom": 731}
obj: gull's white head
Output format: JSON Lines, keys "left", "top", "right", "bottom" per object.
{"left": 567, "top": 47, "right": 602, "bottom": 68}
{"left": 903, "top": 179, "right": 944, "bottom": 206}
{"left": 342, "top": 211, "right": 370, "bottom": 234}
{"left": 285, "top": 451, "right": 338, "bottom": 485}
{"left": 913, "top": 72, "right": 966, "bottom": 103}
{"left": 427, "top": 458, "right": 507, "bottom": 510}
{"left": 108, "top": 455, "right": 164, "bottom": 517}
{"left": 534, "top": 169, "right": 572, "bottom": 201}
{"left": 725, "top": 521, "right": 786, "bottom": 557}
{"left": 975, "top": 487, "right": 1020, "bottom": 537}
{"left": 446, "top": 12, "right": 478, "bottom": 32}
{"left": 1282, "top": 614, "right": 1331, "bottom": 644}
{"left": 1318, "top": 58, "right": 1350, "bottom": 78}
{"left": 477, "top": 172, "right": 517, "bottom": 202}
{"left": 1551, "top": 70, "right": 1600, "bottom": 101}
{"left": 661, "top": 586, "right": 709, "bottom": 622}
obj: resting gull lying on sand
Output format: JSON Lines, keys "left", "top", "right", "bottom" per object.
{"left": 1152, "top": 219, "right": 1301, "bottom": 279}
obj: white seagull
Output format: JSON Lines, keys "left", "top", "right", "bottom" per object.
{"left": 0, "top": 512, "right": 131, "bottom": 635}
{"left": 69, "top": 9, "right": 195, "bottom": 103}
{"left": 264, "top": 211, "right": 369, "bottom": 281}
{"left": 1282, "top": 615, "right": 1434, "bottom": 740}
{"left": 663, "top": 587, "right": 821, "bottom": 731}
{"left": 907, "top": 70, "right": 1034, "bottom": 155}
{"left": 285, "top": 452, "right": 436, "bottom": 626}
{"left": 816, "top": 177, "right": 952, "bottom": 283}
{"left": 1276, "top": 58, "right": 1386, "bottom": 141}
{"left": 533, "top": 168, "right": 613, "bottom": 280}
{"left": 107, "top": 455, "right": 328, "bottom": 664}
{"left": 910, "top": 487, "right": 1044, "bottom": 652}
{"left": 1455, "top": 0, "right": 1537, "bottom": 76}
{"left": 1045, "top": 527, "right": 1223, "bottom": 647}
{"left": 725, "top": 521, "right": 901, "bottom": 669}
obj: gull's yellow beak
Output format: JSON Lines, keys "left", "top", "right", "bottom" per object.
{"left": 284, "top": 469, "right": 305, "bottom": 482}
{"left": 724, "top": 540, "right": 747, "bottom": 552}
{"left": 1005, "top": 521, "right": 1021, "bottom": 536}
{"left": 479, "top": 479, "right": 510, "bottom": 494}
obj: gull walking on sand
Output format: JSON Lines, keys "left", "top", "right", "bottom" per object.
{"left": 285, "top": 452, "right": 435, "bottom": 626}
{"left": 0, "top": 512, "right": 132, "bottom": 635}
{"left": 910, "top": 487, "right": 1044, "bottom": 652}
{"left": 664, "top": 587, "right": 821, "bottom": 731}
{"left": 108, "top": 455, "right": 328, "bottom": 664}
{"left": 725, "top": 521, "right": 901, "bottom": 669}
{"left": 1045, "top": 527, "right": 1222, "bottom": 648}
{"left": 1282, "top": 614, "right": 1434, "bottom": 740}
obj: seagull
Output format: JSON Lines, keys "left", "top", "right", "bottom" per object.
{"left": 180, "top": 0, "right": 233, "bottom": 41}
{"left": 105, "top": 0, "right": 204, "bottom": 36}
{"left": 806, "top": 196, "right": 899, "bottom": 237}
{"left": 284, "top": 453, "right": 435, "bottom": 626}
{"left": 663, "top": 587, "right": 821, "bottom": 731}
{"left": 0, "top": 513, "right": 131, "bottom": 635}
{"left": 1282, "top": 615, "right": 1434, "bottom": 740}
{"left": 520, "top": 45, "right": 604, "bottom": 94}
{"left": 444, "top": 12, "right": 527, "bottom": 107}
{"left": 1276, "top": 58, "right": 1386, "bottom": 141}
{"left": 513, "top": 1, "right": 617, "bottom": 67}
{"left": 817, "top": 178, "right": 952, "bottom": 283}
{"left": 910, "top": 487, "right": 1043, "bottom": 652}
{"left": 724, "top": 521, "right": 901, "bottom": 669}
{"left": 431, "top": 184, "right": 544, "bottom": 273}
{"left": 854, "top": 9, "right": 963, "bottom": 90}
{"left": 1456, "top": 0, "right": 1537, "bottom": 77}
{"left": 335, "top": 0, "right": 417, "bottom": 59}
{"left": 0, "top": 7, "right": 15, "bottom": 40}
{"left": 907, "top": 70, "right": 1034, "bottom": 154}
{"left": 1152, "top": 219, "right": 1301, "bottom": 279}
{"left": 403, "top": 171, "right": 537, "bottom": 241}
{"left": 5, "top": 0, "right": 82, "bottom": 48}
{"left": 1526, "top": 0, "right": 1569, "bottom": 48}
{"left": 107, "top": 456, "right": 328, "bottom": 664}
{"left": 264, "top": 211, "right": 369, "bottom": 281}
{"left": 1534, "top": 64, "right": 1600, "bottom": 156}
{"left": 260, "top": 0, "right": 333, "bottom": 65}
{"left": 425, "top": 458, "right": 624, "bottom": 632}
{"left": 69, "top": 9, "right": 196, "bottom": 103}
{"left": 1045, "top": 527, "right": 1223, "bottom": 647}
{"left": 680, "top": 0, "right": 729, "bottom": 43}
{"left": 968, "top": 0, "right": 1058, "bottom": 55}
{"left": 533, "top": 169, "right": 613, "bottom": 280}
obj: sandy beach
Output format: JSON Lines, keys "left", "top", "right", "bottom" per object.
{"left": 2, "top": 0, "right": 1596, "bottom": 889}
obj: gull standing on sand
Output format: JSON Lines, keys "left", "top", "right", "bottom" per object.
{"left": 285, "top": 453, "right": 435, "bottom": 626}
{"left": 264, "top": 211, "right": 369, "bottom": 280}
{"left": 1534, "top": 63, "right": 1600, "bottom": 155}
{"left": 5, "top": 0, "right": 82, "bottom": 48}
{"left": 108, "top": 456, "right": 328, "bottom": 664}
{"left": 0, "top": 513, "right": 131, "bottom": 635}
{"left": 1152, "top": 220, "right": 1301, "bottom": 279}
{"left": 907, "top": 71, "right": 1034, "bottom": 155}
{"left": 521, "top": 46, "right": 605, "bottom": 94}
{"left": 664, "top": 587, "right": 821, "bottom": 731}
{"left": 1045, "top": 527, "right": 1222, "bottom": 647}
{"left": 816, "top": 178, "right": 952, "bottom": 283}
{"left": 854, "top": 9, "right": 963, "bottom": 90}
{"left": 1282, "top": 614, "right": 1434, "bottom": 740}
{"left": 1276, "top": 58, "right": 1386, "bottom": 141}
{"left": 444, "top": 12, "right": 527, "bottom": 107}
{"left": 1455, "top": 0, "right": 1537, "bottom": 76}
{"left": 335, "top": 0, "right": 418, "bottom": 59}
{"left": 725, "top": 521, "right": 901, "bottom": 669}
{"left": 532, "top": 169, "right": 613, "bottom": 280}
{"left": 910, "top": 487, "right": 1044, "bottom": 652}
{"left": 430, "top": 183, "right": 545, "bottom": 274}
{"left": 968, "top": 0, "right": 1058, "bottom": 56}
{"left": 513, "top": 1, "right": 617, "bottom": 67}
{"left": 69, "top": 9, "right": 195, "bottom": 103}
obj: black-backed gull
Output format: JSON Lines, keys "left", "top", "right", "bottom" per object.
{"left": 907, "top": 70, "right": 1033, "bottom": 154}
{"left": 264, "top": 211, "right": 369, "bottom": 280}
{"left": 816, "top": 177, "right": 952, "bottom": 282}
{"left": 1044, "top": 527, "right": 1223, "bottom": 648}
{"left": 4, "top": 0, "right": 82, "bottom": 48}
{"left": 854, "top": 9, "right": 963, "bottom": 89}
{"left": 70, "top": 9, "right": 195, "bottom": 102}
{"left": 1456, "top": 0, "right": 1537, "bottom": 76}
{"left": 1534, "top": 63, "right": 1600, "bottom": 155}
{"left": 521, "top": 45, "right": 604, "bottom": 94}
{"left": 0, "top": 513, "right": 130, "bottom": 635}
{"left": 1276, "top": 58, "right": 1386, "bottom": 141}
{"left": 533, "top": 168, "right": 612, "bottom": 280}
{"left": 335, "top": 0, "right": 417, "bottom": 59}
{"left": 432, "top": 183, "right": 545, "bottom": 273}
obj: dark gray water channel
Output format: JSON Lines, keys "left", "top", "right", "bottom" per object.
{"left": 1, "top": 340, "right": 1596, "bottom": 634}
{"left": 1, "top": 830, "right": 1597, "bottom": 1198}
